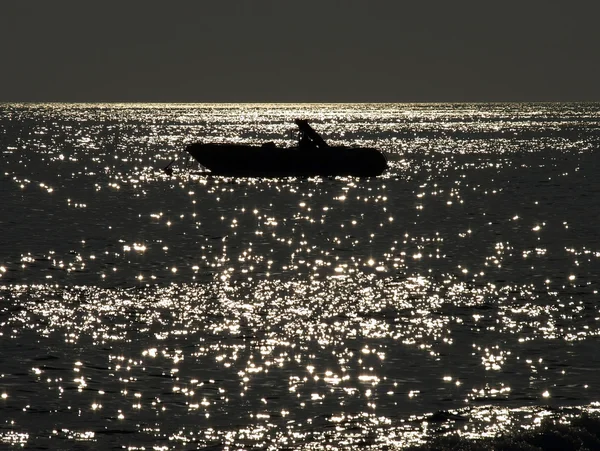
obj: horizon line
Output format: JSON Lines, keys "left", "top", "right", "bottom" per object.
{"left": 2, "top": 100, "right": 600, "bottom": 105}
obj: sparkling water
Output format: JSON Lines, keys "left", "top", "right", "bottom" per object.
{"left": 2, "top": 103, "right": 600, "bottom": 449}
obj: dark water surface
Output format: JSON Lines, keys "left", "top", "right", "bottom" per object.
{"left": 2, "top": 103, "right": 600, "bottom": 449}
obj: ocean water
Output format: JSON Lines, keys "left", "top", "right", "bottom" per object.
{"left": 1, "top": 102, "right": 600, "bottom": 449}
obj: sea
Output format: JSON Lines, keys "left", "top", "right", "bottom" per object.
{"left": 2, "top": 103, "right": 600, "bottom": 450}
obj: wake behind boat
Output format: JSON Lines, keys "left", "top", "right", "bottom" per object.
{"left": 165, "top": 120, "right": 387, "bottom": 177}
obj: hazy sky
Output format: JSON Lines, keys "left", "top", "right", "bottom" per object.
{"left": 1, "top": 1, "right": 599, "bottom": 102}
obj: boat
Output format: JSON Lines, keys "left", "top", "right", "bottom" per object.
{"left": 167, "top": 120, "right": 387, "bottom": 177}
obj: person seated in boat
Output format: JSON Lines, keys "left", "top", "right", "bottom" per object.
{"left": 295, "top": 119, "right": 328, "bottom": 149}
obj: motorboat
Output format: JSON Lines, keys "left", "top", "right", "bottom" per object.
{"left": 165, "top": 119, "right": 387, "bottom": 177}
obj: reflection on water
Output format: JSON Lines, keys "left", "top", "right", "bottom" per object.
{"left": 2, "top": 103, "right": 600, "bottom": 448}
{"left": 4, "top": 277, "right": 600, "bottom": 448}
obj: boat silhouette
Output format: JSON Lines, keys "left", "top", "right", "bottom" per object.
{"left": 170, "top": 120, "right": 387, "bottom": 177}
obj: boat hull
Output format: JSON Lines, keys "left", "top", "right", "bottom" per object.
{"left": 185, "top": 143, "right": 387, "bottom": 177}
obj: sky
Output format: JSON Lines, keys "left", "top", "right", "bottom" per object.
{"left": 1, "top": 0, "right": 599, "bottom": 103}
